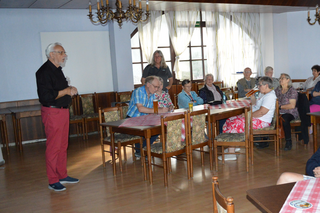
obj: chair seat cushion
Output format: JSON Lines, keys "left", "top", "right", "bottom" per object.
{"left": 143, "top": 141, "right": 186, "bottom": 154}
{"left": 290, "top": 118, "right": 301, "bottom": 123}
{"left": 104, "top": 133, "right": 140, "bottom": 143}
{"left": 214, "top": 133, "right": 245, "bottom": 142}
{"left": 253, "top": 124, "right": 274, "bottom": 131}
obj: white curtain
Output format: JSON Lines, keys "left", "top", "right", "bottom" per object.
{"left": 205, "top": 12, "right": 262, "bottom": 87}
{"left": 138, "top": 11, "right": 163, "bottom": 63}
{"left": 165, "top": 11, "right": 198, "bottom": 79}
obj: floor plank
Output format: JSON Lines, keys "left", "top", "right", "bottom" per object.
{"left": 0, "top": 134, "right": 314, "bottom": 212}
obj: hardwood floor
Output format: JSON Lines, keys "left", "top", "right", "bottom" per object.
{"left": 0, "top": 134, "right": 314, "bottom": 213}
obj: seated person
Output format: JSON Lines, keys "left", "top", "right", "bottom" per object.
{"left": 277, "top": 147, "right": 320, "bottom": 185}
{"left": 127, "top": 75, "right": 169, "bottom": 158}
{"left": 264, "top": 66, "right": 280, "bottom": 89}
{"left": 221, "top": 77, "right": 276, "bottom": 160}
{"left": 237, "top": 67, "right": 256, "bottom": 98}
{"left": 155, "top": 77, "right": 174, "bottom": 111}
{"left": 199, "top": 74, "right": 223, "bottom": 104}
{"left": 275, "top": 73, "right": 299, "bottom": 151}
{"left": 310, "top": 81, "right": 320, "bottom": 113}
{"left": 300, "top": 65, "right": 320, "bottom": 91}
{"left": 178, "top": 79, "right": 203, "bottom": 109}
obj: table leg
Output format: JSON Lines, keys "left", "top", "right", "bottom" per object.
{"left": 11, "top": 114, "right": 18, "bottom": 148}
{"left": 111, "top": 131, "right": 117, "bottom": 176}
{"left": 313, "top": 116, "right": 318, "bottom": 153}
{"left": 146, "top": 132, "right": 152, "bottom": 184}
{"left": 17, "top": 119, "right": 23, "bottom": 152}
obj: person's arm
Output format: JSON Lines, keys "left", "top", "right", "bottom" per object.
{"left": 193, "top": 92, "right": 204, "bottom": 105}
{"left": 178, "top": 93, "right": 189, "bottom": 109}
{"left": 250, "top": 95, "right": 257, "bottom": 105}
{"left": 252, "top": 106, "right": 269, "bottom": 118}
{"left": 166, "top": 77, "right": 173, "bottom": 90}
{"left": 280, "top": 99, "right": 296, "bottom": 110}
{"left": 306, "top": 148, "right": 320, "bottom": 176}
{"left": 199, "top": 89, "right": 207, "bottom": 104}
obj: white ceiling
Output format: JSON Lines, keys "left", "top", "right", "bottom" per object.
{"left": 0, "top": 0, "right": 310, "bottom": 13}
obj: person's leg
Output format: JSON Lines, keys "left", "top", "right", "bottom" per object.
{"left": 276, "top": 172, "right": 304, "bottom": 185}
{"left": 281, "top": 114, "right": 295, "bottom": 150}
{"left": 56, "top": 108, "right": 69, "bottom": 180}
{"left": 135, "top": 135, "right": 159, "bottom": 154}
{"left": 218, "top": 118, "right": 227, "bottom": 134}
{"left": 41, "top": 107, "right": 64, "bottom": 184}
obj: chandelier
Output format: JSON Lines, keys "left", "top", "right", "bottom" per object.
{"left": 88, "top": 0, "right": 150, "bottom": 28}
{"left": 307, "top": 5, "right": 320, "bottom": 25}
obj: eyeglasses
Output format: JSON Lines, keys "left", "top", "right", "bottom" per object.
{"left": 53, "top": 51, "right": 67, "bottom": 55}
{"left": 258, "top": 84, "right": 264, "bottom": 87}
{"left": 150, "top": 83, "right": 160, "bottom": 90}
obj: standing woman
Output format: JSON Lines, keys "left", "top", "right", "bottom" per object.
{"left": 141, "top": 50, "right": 173, "bottom": 92}
{"left": 275, "top": 73, "right": 299, "bottom": 151}
{"left": 178, "top": 79, "right": 203, "bottom": 109}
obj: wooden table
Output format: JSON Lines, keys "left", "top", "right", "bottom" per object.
{"left": 308, "top": 111, "right": 320, "bottom": 153}
{"left": 8, "top": 105, "right": 42, "bottom": 152}
{"left": 101, "top": 102, "right": 248, "bottom": 184}
{"left": 246, "top": 182, "right": 295, "bottom": 213}
{"left": 0, "top": 108, "right": 11, "bottom": 154}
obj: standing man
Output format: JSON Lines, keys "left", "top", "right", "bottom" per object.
{"left": 237, "top": 67, "right": 256, "bottom": 98}
{"left": 127, "top": 76, "right": 169, "bottom": 158}
{"left": 36, "top": 42, "right": 79, "bottom": 191}
{"left": 141, "top": 50, "right": 173, "bottom": 92}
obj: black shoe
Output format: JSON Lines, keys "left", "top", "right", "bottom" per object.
{"left": 284, "top": 140, "right": 292, "bottom": 151}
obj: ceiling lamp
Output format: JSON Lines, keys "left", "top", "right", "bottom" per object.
{"left": 88, "top": 0, "right": 150, "bottom": 28}
{"left": 307, "top": 5, "right": 320, "bottom": 25}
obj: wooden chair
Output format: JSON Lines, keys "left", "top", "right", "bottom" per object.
{"left": 69, "top": 95, "right": 85, "bottom": 139}
{"left": 115, "top": 91, "right": 132, "bottom": 103}
{"left": 212, "top": 176, "right": 235, "bottom": 213}
{"left": 214, "top": 107, "right": 251, "bottom": 172}
{"left": 142, "top": 112, "right": 190, "bottom": 186}
{"left": 187, "top": 108, "right": 213, "bottom": 177}
{"left": 195, "top": 82, "right": 205, "bottom": 94}
{"left": 213, "top": 81, "right": 224, "bottom": 88}
{"left": 0, "top": 114, "right": 9, "bottom": 154}
{"left": 116, "top": 102, "right": 129, "bottom": 119}
{"left": 79, "top": 93, "right": 99, "bottom": 139}
{"left": 250, "top": 100, "right": 279, "bottom": 164}
{"left": 98, "top": 107, "right": 143, "bottom": 173}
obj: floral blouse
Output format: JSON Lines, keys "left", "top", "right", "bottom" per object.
{"left": 155, "top": 91, "right": 173, "bottom": 108}
{"left": 275, "top": 86, "right": 299, "bottom": 119}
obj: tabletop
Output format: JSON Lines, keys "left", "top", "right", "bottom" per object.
{"left": 246, "top": 183, "right": 295, "bottom": 213}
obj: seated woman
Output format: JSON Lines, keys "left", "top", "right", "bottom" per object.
{"left": 275, "top": 73, "right": 299, "bottom": 151}
{"left": 155, "top": 77, "right": 174, "bottom": 111}
{"left": 178, "top": 79, "right": 203, "bottom": 109}
{"left": 301, "top": 65, "right": 320, "bottom": 91}
{"left": 277, "top": 147, "right": 320, "bottom": 185}
{"left": 199, "top": 74, "right": 223, "bottom": 104}
{"left": 310, "top": 81, "right": 320, "bottom": 113}
{"left": 221, "top": 77, "right": 276, "bottom": 160}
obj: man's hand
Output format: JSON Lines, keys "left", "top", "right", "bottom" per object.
{"left": 159, "top": 107, "right": 169, "bottom": 113}
{"left": 70, "top": 86, "right": 78, "bottom": 96}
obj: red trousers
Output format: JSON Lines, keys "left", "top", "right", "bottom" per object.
{"left": 41, "top": 106, "right": 69, "bottom": 184}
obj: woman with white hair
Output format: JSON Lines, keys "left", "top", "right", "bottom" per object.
{"left": 199, "top": 74, "right": 223, "bottom": 104}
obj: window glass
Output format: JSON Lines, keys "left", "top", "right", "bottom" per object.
{"left": 158, "top": 48, "right": 171, "bottom": 62}
{"left": 192, "top": 61, "right": 203, "bottom": 80}
{"left": 191, "top": 28, "right": 201, "bottom": 46}
{"left": 179, "top": 61, "right": 191, "bottom": 80}
{"left": 131, "top": 49, "right": 141, "bottom": 63}
{"left": 131, "top": 33, "right": 140, "bottom": 47}
{"left": 179, "top": 49, "right": 190, "bottom": 60}
{"left": 191, "top": 47, "right": 202, "bottom": 60}
{"left": 133, "top": 64, "right": 142, "bottom": 84}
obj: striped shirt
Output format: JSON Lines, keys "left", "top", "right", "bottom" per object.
{"left": 127, "top": 85, "right": 155, "bottom": 117}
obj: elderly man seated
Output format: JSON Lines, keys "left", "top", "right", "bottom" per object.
{"left": 220, "top": 76, "right": 277, "bottom": 160}
{"left": 237, "top": 67, "right": 256, "bottom": 98}
{"left": 127, "top": 75, "right": 169, "bottom": 158}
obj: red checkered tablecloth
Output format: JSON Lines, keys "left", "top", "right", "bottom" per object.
{"left": 211, "top": 99, "right": 251, "bottom": 109}
{"left": 279, "top": 178, "right": 320, "bottom": 213}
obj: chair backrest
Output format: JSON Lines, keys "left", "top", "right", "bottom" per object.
{"left": 80, "top": 93, "right": 98, "bottom": 115}
{"left": 196, "top": 82, "right": 205, "bottom": 93}
{"left": 161, "top": 112, "right": 188, "bottom": 153}
{"left": 99, "top": 107, "right": 121, "bottom": 136}
{"left": 116, "top": 91, "right": 132, "bottom": 102}
{"left": 214, "top": 81, "right": 224, "bottom": 88}
{"left": 116, "top": 102, "right": 129, "bottom": 119}
{"left": 189, "top": 109, "right": 210, "bottom": 145}
{"left": 212, "top": 176, "right": 235, "bottom": 213}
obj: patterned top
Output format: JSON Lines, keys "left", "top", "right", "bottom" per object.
{"left": 127, "top": 85, "right": 155, "bottom": 117}
{"left": 275, "top": 86, "right": 299, "bottom": 119}
{"left": 302, "top": 75, "right": 320, "bottom": 90}
{"left": 155, "top": 91, "right": 173, "bottom": 108}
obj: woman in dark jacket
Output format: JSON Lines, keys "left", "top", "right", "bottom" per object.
{"left": 199, "top": 74, "right": 223, "bottom": 104}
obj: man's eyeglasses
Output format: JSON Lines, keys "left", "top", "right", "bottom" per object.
{"left": 54, "top": 51, "right": 67, "bottom": 55}
{"left": 151, "top": 83, "right": 160, "bottom": 90}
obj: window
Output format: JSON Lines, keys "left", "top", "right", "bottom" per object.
{"left": 131, "top": 12, "right": 259, "bottom": 87}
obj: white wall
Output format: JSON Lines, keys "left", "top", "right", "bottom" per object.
{"left": 273, "top": 11, "right": 320, "bottom": 79}
{"left": 0, "top": 8, "right": 135, "bottom": 102}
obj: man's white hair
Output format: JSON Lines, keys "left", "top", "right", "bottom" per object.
{"left": 45, "top": 42, "right": 62, "bottom": 59}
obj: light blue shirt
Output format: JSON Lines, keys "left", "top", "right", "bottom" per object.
{"left": 178, "top": 90, "right": 203, "bottom": 109}
{"left": 127, "top": 85, "right": 155, "bottom": 117}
